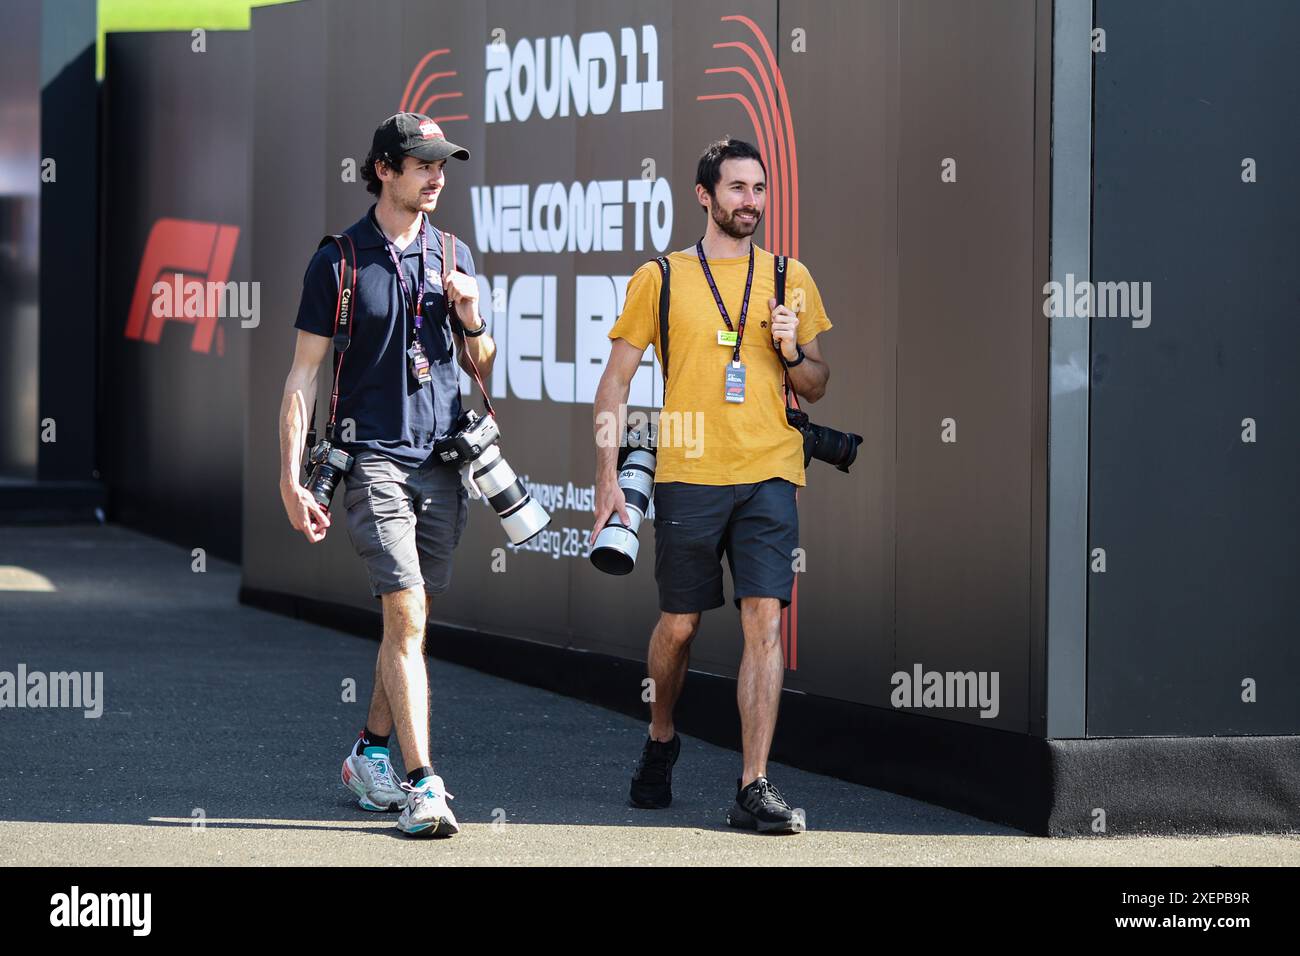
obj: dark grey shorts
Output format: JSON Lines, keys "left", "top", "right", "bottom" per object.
{"left": 652, "top": 479, "right": 799, "bottom": 613}
{"left": 341, "top": 451, "right": 468, "bottom": 598}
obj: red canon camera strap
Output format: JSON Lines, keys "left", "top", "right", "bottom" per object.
{"left": 442, "top": 229, "right": 495, "bottom": 419}
{"left": 304, "top": 234, "right": 357, "bottom": 450}
{"left": 322, "top": 233, "right": 358, "bottom": 438}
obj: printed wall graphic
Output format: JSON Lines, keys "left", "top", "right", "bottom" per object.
{"left": 399, "top": 48, "right": 469, "bottom": 122}
{"left": 233, "top": 0, "right": 1048, "bottom": 730}
{"left": 101, "top": 33, "right": 251, "bottom": 562}
{"left": 124, "top": 218, "right": 241, "bottom": 356}
{"left": 699, "top": 13, "right": 799, "bottom": 258}
{"left": 698, "top": 12, "right": 804, "bottom": 667}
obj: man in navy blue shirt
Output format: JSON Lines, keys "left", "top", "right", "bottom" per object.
{"left": 278, "top": 113, "right": 495, "bottom": 837}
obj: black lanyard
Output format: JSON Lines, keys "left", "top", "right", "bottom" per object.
{"left": 696, "top": 240, "right": 754, "bottom": 364}
{"left": 372, "top": 211, "right": 427, "bottom": 332}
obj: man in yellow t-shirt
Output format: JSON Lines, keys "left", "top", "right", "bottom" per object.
{"left": 589, "top": 138, "right": 833, "bottom": 833}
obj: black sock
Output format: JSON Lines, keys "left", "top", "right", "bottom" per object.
{"left": 354, "top": 728, "right": 390, "bottom": 756}
{"left": 407, "top": 766, "right": 436, "bottom": 786}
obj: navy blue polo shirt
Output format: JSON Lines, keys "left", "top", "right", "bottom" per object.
{"left": 294, "top": 204, "right": 475, "bottom": 469}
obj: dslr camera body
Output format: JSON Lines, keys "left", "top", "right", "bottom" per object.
{"left": 432, "top": 409, "right": 551, "bottom": 545}
{"left": 304, "top": 437, "right": 355, "bottom": 511}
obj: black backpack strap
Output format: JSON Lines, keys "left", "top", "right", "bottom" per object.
{"left": 653, "top": 256, "right": 670, "bottom": 382}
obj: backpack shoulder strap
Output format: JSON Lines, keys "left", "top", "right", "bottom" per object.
{"left": 653, "top": 255, "right": 671, "bottom": 383}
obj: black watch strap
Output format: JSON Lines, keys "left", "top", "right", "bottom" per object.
{"left": 461, "top": 317, "right": 487, "bottom": 337}
{"left": 784, "top": 343, "right": 806, "bottom": 367}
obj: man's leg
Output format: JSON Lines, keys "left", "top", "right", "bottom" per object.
{"left": 378, "top": 585, "right": 432, "bottom": 773}
{"left": 629, "top": 610, "right": 698, "bottom": 808}
{"left": 630, "top": 481, "right": 727, "bottom": 809}
{"left": 364, "top": 654, "right": 394, "bottom": 738}
{"left": 723, "top": 479, "right": 801, "bottom": 832}
{"left": 647, "top": 610, "right": 701, "bottom": 741}
{"left": 369, "top": 590, "right": 432, "bottom": 742}
{"left": 646, "top": 481, "right": 728, "bottom": 740}
{"left": 737, "top": 596, "right": 784, "bottom": 786}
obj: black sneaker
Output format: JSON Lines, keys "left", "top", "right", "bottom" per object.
{"left": 629, "top": 734, "right": 681, "bottom": 808}
{"left": 726, "top": 776, "right": 805, "bottom": 833}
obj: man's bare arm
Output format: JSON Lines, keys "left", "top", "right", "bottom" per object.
{"left": 783, "top": 335, "right": 830, "bottom": 404}
{"left": 279, "top": 329, "right": 334, "bottom": 542}
{"left": 445, "top": 270, "right": 497, "bottom": 381}
{"left": 456, "top": 320, "right": 498, "bottom": 382}
{"left": 588, "top": 337, "right": 646, "bottom": 546}
{"left": 768, "top": 296, "right": 830, "bottom": 403}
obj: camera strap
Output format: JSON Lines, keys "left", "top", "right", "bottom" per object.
{"left": 441, "top": 229, "right": 495, "bottom": 419}
{"left": 306, "top": 233, "right": 358, "bottom": 452}
{"left": 773, "top": 254, "right": 800, "bottom": 412}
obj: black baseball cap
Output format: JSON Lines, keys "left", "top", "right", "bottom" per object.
{"left": 372, "top": 112, "right": 470, "bottom": 163}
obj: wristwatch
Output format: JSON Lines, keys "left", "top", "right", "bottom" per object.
{"left": 461, "top": 316, "right": 487, "bottom": 337}
{"left": 783, "top": 343, "right": 806, "bottom": 367}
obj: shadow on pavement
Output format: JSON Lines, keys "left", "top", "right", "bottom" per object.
{"left": 0, "top": 525, "right": 1022, "bottom": 839}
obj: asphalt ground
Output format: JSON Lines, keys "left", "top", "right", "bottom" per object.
{"left": 2, "top": 524, "right": 1298, "bottom": 866}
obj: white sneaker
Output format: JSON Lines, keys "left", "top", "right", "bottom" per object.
{"left": 397, "top": 774, "right": 459, "bottom": 837}
{"left": 341, "top": 745, "right": 406, "bottom": 812}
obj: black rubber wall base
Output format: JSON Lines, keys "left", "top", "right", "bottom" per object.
{"left": 1047, "top": 736, "right": 1300, "bottom": 837}
{"left": 241, "top": 586, "right": 1300, "bottom": 838}
{"left": 0, "top": 480, "right": 106, "bottom": 525}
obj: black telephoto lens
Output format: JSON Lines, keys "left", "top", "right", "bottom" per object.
{"left": 809, "top": 424, "right": 863, "bottom": 473}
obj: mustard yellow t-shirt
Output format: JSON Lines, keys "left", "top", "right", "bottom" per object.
{"left": 609, "top": 245, "right": 832, "bottom": 487}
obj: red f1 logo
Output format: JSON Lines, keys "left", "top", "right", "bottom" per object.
{"left": 124, "top": 217, "right": 240, "bottom": 353}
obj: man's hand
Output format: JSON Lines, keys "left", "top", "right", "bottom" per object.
{"left": 769, "top": 297, "right": 800, "bottom": 362}
{"left": 591, "top": 336, "right": 645, "bottom": 547}
{"left": 281, "top": 479, "right": 331, "bottom": 543}
{"left": 445, "top": 271, "right": 482, "bottom": 329}
{"left": 589, "top": 475, "right": 631, "bottom": 548}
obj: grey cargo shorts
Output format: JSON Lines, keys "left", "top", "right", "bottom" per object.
{"left": 341, "top": 450, "right": 469, "bottom": 598}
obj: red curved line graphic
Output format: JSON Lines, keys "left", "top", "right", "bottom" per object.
{"left": 400, "top": 49, "right": 451, "bottom": 111}
{"left": 696, "top": 92, "right": 772, "bottom": 250}
{"left": 789, "top": 555, "right": 798, "bottom": 668}
{"left": 723, "top": 15, "right": 798, "bottom": 257}
{"left": 408, "top": 71, "right": 458, "bottom": 113}
{"left": 705, "top": 64, "right": 781, "bottom": 257}
{"left": 713, "top": 41, "right": 787, "bottom": 255}
{"left": 710, "top": 17, "right": 801, "bottom": 666}
{"left": 416, "top": 90, "right": 463, "bottom": 115}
